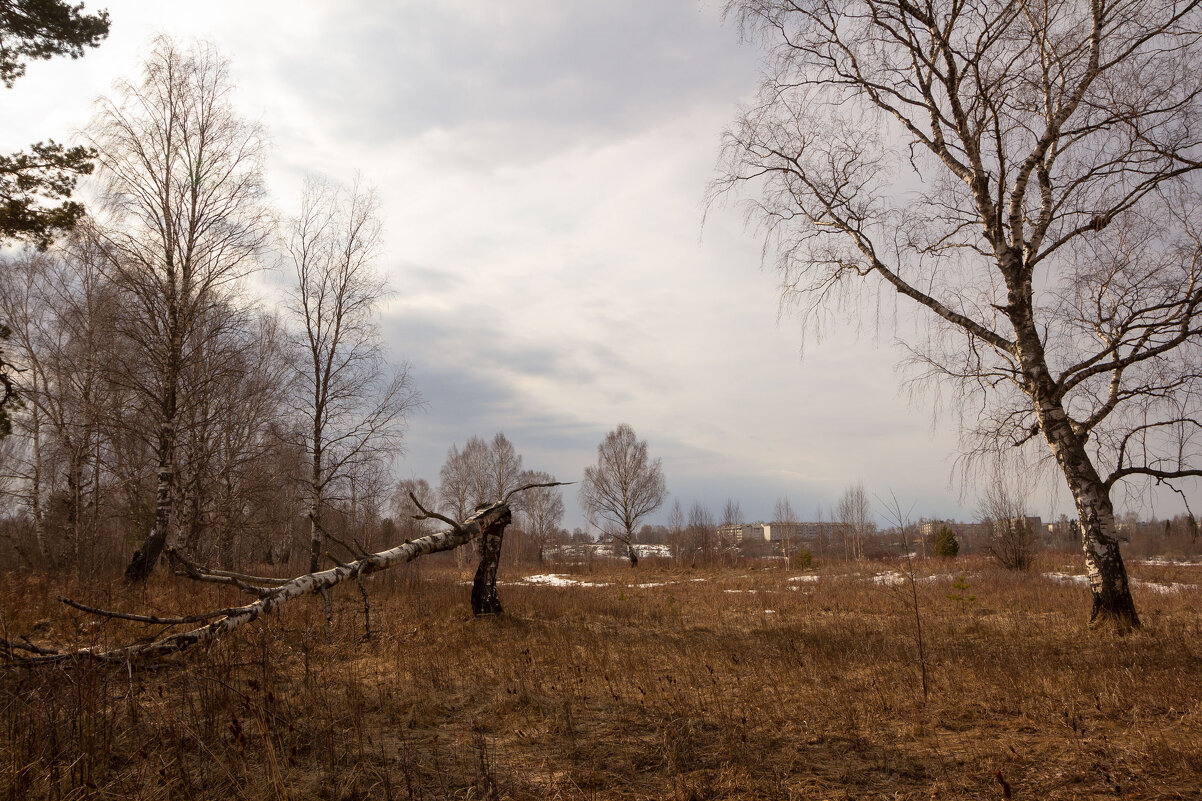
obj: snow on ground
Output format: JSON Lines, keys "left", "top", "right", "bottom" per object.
{"left": 512, "top": 575, "right": 685, "bottom": 590}
{"left": 1135, "top": 579, "right": 1197, "bottom": 594}
{"left": 789, "top": 575, "right": 821, "bottom": 583}
{"left": 1043, "top": 572, "right": 1198, "bottom": 593}
{"left": 519, "top": 574, "right": 609, "bottom": 588}
{"left": 1043, "top": 572, "right": 1090, "bottom": 586}
{"left": 872, "top": 572, "right": 908, "bottom": 586}
{"left": 1141, "top": 557, "right": 1202, "bottom": 567}
{"left": 544, "top": 542, "right": 673, "bottom": 562}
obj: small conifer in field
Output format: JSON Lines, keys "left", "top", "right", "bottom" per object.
{"left": 934, "top": 526, "right": 959, "bottom": 558}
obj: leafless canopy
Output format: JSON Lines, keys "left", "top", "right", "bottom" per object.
{"left": 283, "top": 177, "right": 423, "bottom": 572}
{"left": 437, "top": 432, "right": 523, "bottom": 519}
{"left": 579, "top": 423, "right": 666, "bottom": 566}
{"left": 836, "top": 482, "right": 873, "bottom": 560}
{"left": 978, "top": 461, "right": 1038, "bottom": 571}
{"left": 513, "top": 469, "right": 566, "bottom": 562}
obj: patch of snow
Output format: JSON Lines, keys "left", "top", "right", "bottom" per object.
{"left": 1132, "top": 578, "right": 1197, "bottom": 594}
{"left": 1043, "top": 572, "right": 1090, "bottom": 586}
{"left": 872, "top": 572, "right": 907, "bottom": 586}
{"left": 763, "top": 609, "right": 776, "bottom": 614}
{"left": 789, "top": 575, "right": 821, "bottom": 583}
{"left": 632, "top": 543, "right": 672, "bottom": 558}
{"left": 634, "top": 581, "right": 670, "bottom": 588}
{"left": 520, "top": 574, "right": 609, "bottom": 588}
{"left": 724, "top": 589, "right": 758, "bottom": 594}
{"left": 1045, "top": 571, "right": 1198, "bottom": 593}
{"left": 1141, "top": 557, "right": 1202, "bottom": 567}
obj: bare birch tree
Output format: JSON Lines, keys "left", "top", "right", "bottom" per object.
{"left": 437, "top": 432, "right": 523, "bottom": 517}
{"left": 391, "top": 477, "right": 436, "bottom": 538}
{"left": 720, "top": 497, "right": 743, "bottom": 557}
{"left": 483, "top": 432, "right": 522, "bottom": 503}
{"left": 714, "top": 0, "right": 1202, "bottom": 628}
{"left": 173, "top": 306, "right": 292, "bottom": 568}
{"left": 0, "top": 231, "right": 115, "bottom": 567}
{"left": 87, "top": 38, "right": 270, "bottom": 581}
{"left": 438, "top": 436, "right": 489, "bottom": 521}
{"left": 774, "top": 495, "right": 797, "bottom": 567}
{"left": 688, "top": 501, "right": 716, "bottom": 566}
{"left": 284, "top": 178, "right": 422, "bottom": 573}
{"left": 513, "top": 469, "right": 564, "bottom": 563}
{"left": 579, "top": 423, "right": 666, "bottom": 567}
{"left": 836, "top": 483, "right": 872, "bottom": 561}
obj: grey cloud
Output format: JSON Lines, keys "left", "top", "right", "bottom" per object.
{"left": 392, "top": 262, "right": 465, "bottom": 294}
{"left": 385, "top": 301, "right": 632, "bottom": 387}
{"left": 277, "top": 1, "right": 758, "bottom": 158}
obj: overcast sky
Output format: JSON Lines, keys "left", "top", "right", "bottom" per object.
{"left": 7, "top": 0, "right": 1193, "bottom": 529}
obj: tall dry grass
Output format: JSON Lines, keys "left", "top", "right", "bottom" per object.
{"left": 2, "top": 553, "right": 1201, "bottom": 799}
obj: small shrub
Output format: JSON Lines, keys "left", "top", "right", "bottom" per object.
{"left": 791, "top": 547, "right": 813, "bottom": 569}
{"left": 988, "top": 517, "right": 1036, "bottom": 571}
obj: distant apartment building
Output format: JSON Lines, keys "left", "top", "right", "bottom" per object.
{"left": 718, "top": 522, "right": 829, "bottom": 544}
{"left": 717, "top": 523, "right": 762, "bottom": 544}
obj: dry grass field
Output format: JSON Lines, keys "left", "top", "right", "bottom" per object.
{"left": 3, "top": 554, "right": 1202, "bottom": 800}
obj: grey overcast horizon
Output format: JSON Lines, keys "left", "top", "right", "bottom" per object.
{"left": 7, "top": 0, "right": 1196, "bottom": 530}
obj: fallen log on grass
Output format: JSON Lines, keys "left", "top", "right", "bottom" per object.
{"left": 1, "top": 484, "right": 564, "bottom": 667}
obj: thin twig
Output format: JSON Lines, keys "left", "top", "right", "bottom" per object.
{"left": 503, "top": 480, "right": 573, "bottom": 504}
{"left": 59, "top": 597, "right": 245, "bottom": 625}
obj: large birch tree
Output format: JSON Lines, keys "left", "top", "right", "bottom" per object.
{"left": 714, "top": 0, "right": 1202, "bottom": 629}
{"left": 89, "top": 38, "right": 270, "bottom": 582}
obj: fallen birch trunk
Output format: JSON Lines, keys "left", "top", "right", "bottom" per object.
{"left": 2, "top": 500, "right": 514, "bottom": 666}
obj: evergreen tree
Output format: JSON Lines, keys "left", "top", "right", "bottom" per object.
{"left": 934, "top": 526, "right": 959, "bottom": 559}
{"left": 0, "top": 0, "right": 109, "bottom": 437}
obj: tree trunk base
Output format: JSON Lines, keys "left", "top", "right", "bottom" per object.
{"left": 124, "top": 528, "right": 167, "bottom": 583}
{"left": 1088, "top": 592, "right": 1141, "bottom": 633}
